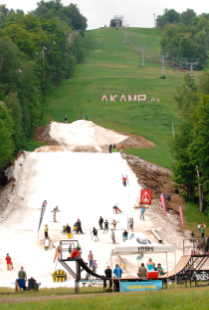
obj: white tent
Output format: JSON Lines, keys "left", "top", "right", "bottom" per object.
{"left": 110, "top": 234, "right": 176, "bottom": 288}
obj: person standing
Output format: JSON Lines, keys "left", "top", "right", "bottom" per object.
{"left": 104, "top": 220, "right": 109, "bottom": 233}
{"left": 79, "top": 113, "right": 82, "bottom": 119}
{"left": 122, "top": 175, "right": 127, "bottom": 186}
{"left": 91, "top": 260, "right": 98, "bottom": 273}
{"left": 99, "top": 216, "right": 104, "bottom": 230}
{"left": 88, "top": 251, "right": 94, "bottom": 267}
{"left": 18, "top": 266, "right": 27, "bottom": 282}
{"left": 6, "top": 254, "right": 12, "bottom": 271}
{"left": 113, "top": 264, "right": 123, "bottom": 278}
{"left": 109, "top": 144, "right": 113, "bottom": 153}
{"left": 104, "top": 266, "right": 112, "bottom": 288}
{"left": 112, "top": 219, "right": 118, "bottom": 230}
{"left": 92, "top": 227, "right": 98, "bottom": 241}
{"left": 76, "top": 219, "right": 83, "bottom": 234}
{"left": 44, "top": 225, "right": 49, "bottom": 239}
{"left": 85, "top": 114, "right": 88, "bottom": 120}
{"left": 128, "top": 218, "right": 134, "bottom": 230}
{"left": 64, "top": 116, "right": 67, "bottom": 123}
{"left": 120, "top": 145, "right": 123, "bottom": 152}
{"left": 66, "top": 224, "right": 71, "bottom": 239}
{"left": 111, "top": 229, "right": 116, "bottom": 244}
{"left": 203, "top": 220, "right": 207, "bottom": 233}
{"left": 140, "top": 207, "right": 145, "bottom": 220}
{"left": 201, "top": 225, "right": 205, "bottom": 238}
{"left": 197, "top": 222, "right": 201, "bottom": 234}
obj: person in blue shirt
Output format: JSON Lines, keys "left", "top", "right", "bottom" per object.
{"left": 113, "top": 264, "right": 123, "bottom": 278}
{"left": 140, "top": 207, "right": 145, "bottom": 221}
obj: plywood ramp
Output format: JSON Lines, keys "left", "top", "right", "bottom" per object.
{"left": 160, "top": 255, "right": 191, "bottom": 279}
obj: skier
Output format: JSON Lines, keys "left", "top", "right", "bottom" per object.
{"left": 113, "top": 204, "right": 122, "bottom": 214}
{"left": 66, "top": 224, "right": 71, "bottom": 239}
{"left": 6, "top": 253, "right": 12, "bottom": 271}
{"left": 111, "top": 229, "right": 116, "bottom": 244}
{"left": 44, "top": 225, "right": 49, "bottom": 239}
{"left": 76, "top": 219, "right": 83, "bottom": 234}
{"left": 99, "top": 216, "right": 104, "bottom": 229}
{"left": 104, "top": 220, "right": 109, "bottom": 233}
{"left": 92, "top": 227, "right": 98, "bottom": 241}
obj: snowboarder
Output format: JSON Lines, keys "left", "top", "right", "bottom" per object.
{"left": 51, "top": 206, "right": 60, "bottom": 222}
{"left": 44, "top": 225, "right": 49, "bottom": 239}
{"left": 111, "top": 229, "right": 116, "bottom": 243}
{"left": 113, "top": 204, "right": 122, "bottom": 214}
{"left": 104, "top": 220, "right": 109, "bottom": 233}
{"left": 66, "top": 224, "right": 71, "bottom": 239}
{"left": 6, "top": 253, "right": 12, "bottom": 271}
{"left": 76, "top": 219, "right": 83, "bottom": 234}
{"left": 92, "top": 227, "right": 98, "bottom": 241}
{"left": 109, "top": 144, "right": 113, "bottom": 153}
{"left": 99, "top": 216, "right": 104, "bottom": 229}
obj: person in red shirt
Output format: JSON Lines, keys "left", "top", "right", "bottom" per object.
{"left": 120, "top": 145, "right": 123, "bottom": 152}
{"left": 122, "top": 175, "right": 127, "bottom": 186}
{"left": 6, "top": 253, "right": 12, "bottom": 271}
{"left": 71, "top": 249, "right": 80, "bottom": 259}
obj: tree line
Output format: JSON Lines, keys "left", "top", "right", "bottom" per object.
{"left": 156, "top": 8, "right": 209, "bottom": 66}
{"left": 171, "top": 73, "right": 209, "bottom": 214}
{"left": 0, "top": 1, "right": 87, "bottom": 169}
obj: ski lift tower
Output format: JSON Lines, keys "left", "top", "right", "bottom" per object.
{"left": 139, "top": 45, "right": 148, "bottom": 66}
{"left": 184, "top": 58, "right": 199, "bottom": 78}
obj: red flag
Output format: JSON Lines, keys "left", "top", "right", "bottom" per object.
{"left": 160, "top": 193, "right": 166, "bottom": 218}
{"left": 140, "top": 189, "right": 152, "bottom": 205}
{"left": 179, "top": 205, "right": 184, "bottom": 233}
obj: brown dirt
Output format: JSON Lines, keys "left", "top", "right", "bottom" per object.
{"left": 34, "top": 124, "right": 58, "bottom": 146}
{"left": 114, "top": 130, "right": 154, "bottom": 149}
{"left": 122, "top": 152, "right": 184, "bottom": 214}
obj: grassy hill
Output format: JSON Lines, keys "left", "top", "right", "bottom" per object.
{"left": 32, "top": 27, "right": 189, "bottom": 168}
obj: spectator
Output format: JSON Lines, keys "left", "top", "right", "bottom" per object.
{"left": 6, "top": 253, "right": 12, "bottom": 271}
{"left": 201, "top": 225, "right": 205, "bottom": 238}
{"left": 76, "top": 219, "right": 83, "bottom": 234}
{"left": 104, "top": 266, "right": 112, "bottom": 288}
{"left": 18, "top": 267, "right": 27, "bottom": 283}
{"left": 123, "top": 230, "right": 128, "bottom": 241}
{"left": 104, "top": 220, "right": 109, "bottom": 233}
{"left": 44, "top": 225, "right": 49, "bottom": 238}
{"left": 153, "top": 263, "right": 157, "bottom": 271}
{"left": 92, "top": 227, "right": 98, "bottom": 241}
{"left": 146, "top": 258, "right": 154, "bottom": 271}
{"left": 111, "top": 229, "right": 116, "bottom": 243}
{"left": 109, "top": 144, "right": 113, "bottom": 153}
{"left": 85, "top": 114, "right": 88, "bottom": 120}
{"left": 113, "top": 264, "right": 123, "bottom": 278}
{"left": 66, "top": 224, "right": 71, "bottom": 239}
{"left": 157, "top": 263, "right": 165, "bottom": 275}
{"left": 140, "top": 208, "right": 145, "bottom": 221}
{"left": 203, "top": 220, "right": 207, "bottom": 233}
{"left": 120, "top": 145, "right": 123, "bottom": 152}
{"left": 79, "top": 113, "right": 82, "bottom": 119}
{"left": 91, "top": 260, "right": 98, "bottom": 273}
{"left": 197, "top": 222, "right": 201, "bottom": 234}
{"left": 137, "top": 263, "right": 147, "bottom": 277}
{"left": 111, "top": 219, "right": 118, "bottom": 230}
{"left": 28, "top": 277, "right": 41, "bottom": 291}
{"left": 99, "top": 216, "right": 104, "bottom": 229}
{"left": 64, "top": 116, "right": 67, "bottom": 123}
{"left": 88, "top": 251, "right": 94, "bottom": 267}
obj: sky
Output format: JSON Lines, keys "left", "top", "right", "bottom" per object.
{"left": 3, "top": 0, "right": 209, "bottom": 30}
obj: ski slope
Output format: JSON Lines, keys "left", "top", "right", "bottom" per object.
{"left": 0, "top": 151, "right": 140, "bottom": 287}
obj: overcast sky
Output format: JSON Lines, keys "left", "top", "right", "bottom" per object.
{"left": 3, "top": 0, "right": 209, "bottom": 30}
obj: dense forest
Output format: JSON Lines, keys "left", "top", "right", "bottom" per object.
{"left": 156, "top": 9, "right": 208, "bottom": 66}
{"left": 0, "top": 1, "right": 87, "bottom": 169}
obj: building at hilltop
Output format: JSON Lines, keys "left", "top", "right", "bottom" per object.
{"left": 110, "top": 16, "right": 123, "bottom": 27}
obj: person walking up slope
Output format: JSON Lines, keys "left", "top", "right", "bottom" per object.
{"left": 6, "top": 254, "right": 12, "bottom": 271}
{"left": 99, "top": 216, "right": 104, "bottom": 229}
{"left": 92, "top": 227, "right": 98, "bottom": 241}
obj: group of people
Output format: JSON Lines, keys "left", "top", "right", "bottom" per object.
{"left": 79, "top": 113, "right": 88, "bottom": 120}
{"left": 198, "top": 220, "right": 207, "bottom": 238}
{"left": 17, "top": 266, "right": 40, "bottom": 291}
{"left": 137, "top": 258, "right": 165, "bottom": 277}
{"left": 109, "top": 144, "right": 124, "bottom": 153}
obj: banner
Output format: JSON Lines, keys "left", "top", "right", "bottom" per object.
{"left": 120, "top": 280, "right": 163, "bottom": 292}
{"left": 140, "top": 189, "right": 152, "bottom": 204}
{"left": 38, "top": 200, "right": 47, "bottom": 232}
{"left": 160, "top": 193, "right": 166, "bottom": 218}
{"left": 179, "top": 205, "right": 184, "bottom": 233}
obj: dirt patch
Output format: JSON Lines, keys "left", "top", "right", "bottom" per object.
{"left": 34, "top": 146, "right": 65, "bottom": 152}
{"left": 122, "top": 152, "right": 184, "bottom": 214}
{"left": 34, "top": 124, "right": 58, "bottom": 145}
{"left": 114, "top": 131, "right": 154, "bottom": 149}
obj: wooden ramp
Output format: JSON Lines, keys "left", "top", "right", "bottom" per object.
{"left": 160, "top": 255, "right": 191, "bottom": 279}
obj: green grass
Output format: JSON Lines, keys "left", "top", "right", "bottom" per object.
{"left": 40, "top": 27, "right": 189, "bottom": 168}
{"left": 25, "top": 140, "right": 47, "bottom": 152}
{"left": 1, "top": 287, "right": 209, "bottom": 309}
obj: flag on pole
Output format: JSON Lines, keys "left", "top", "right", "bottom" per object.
{"left": 160, "top": 193, "right": 166, "bottom": 218}
{"left": 38, "top": 200, "right": 47, "bottom": 232}
{"left": 179, "top": 205, "right": 184, "bottom": 233}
